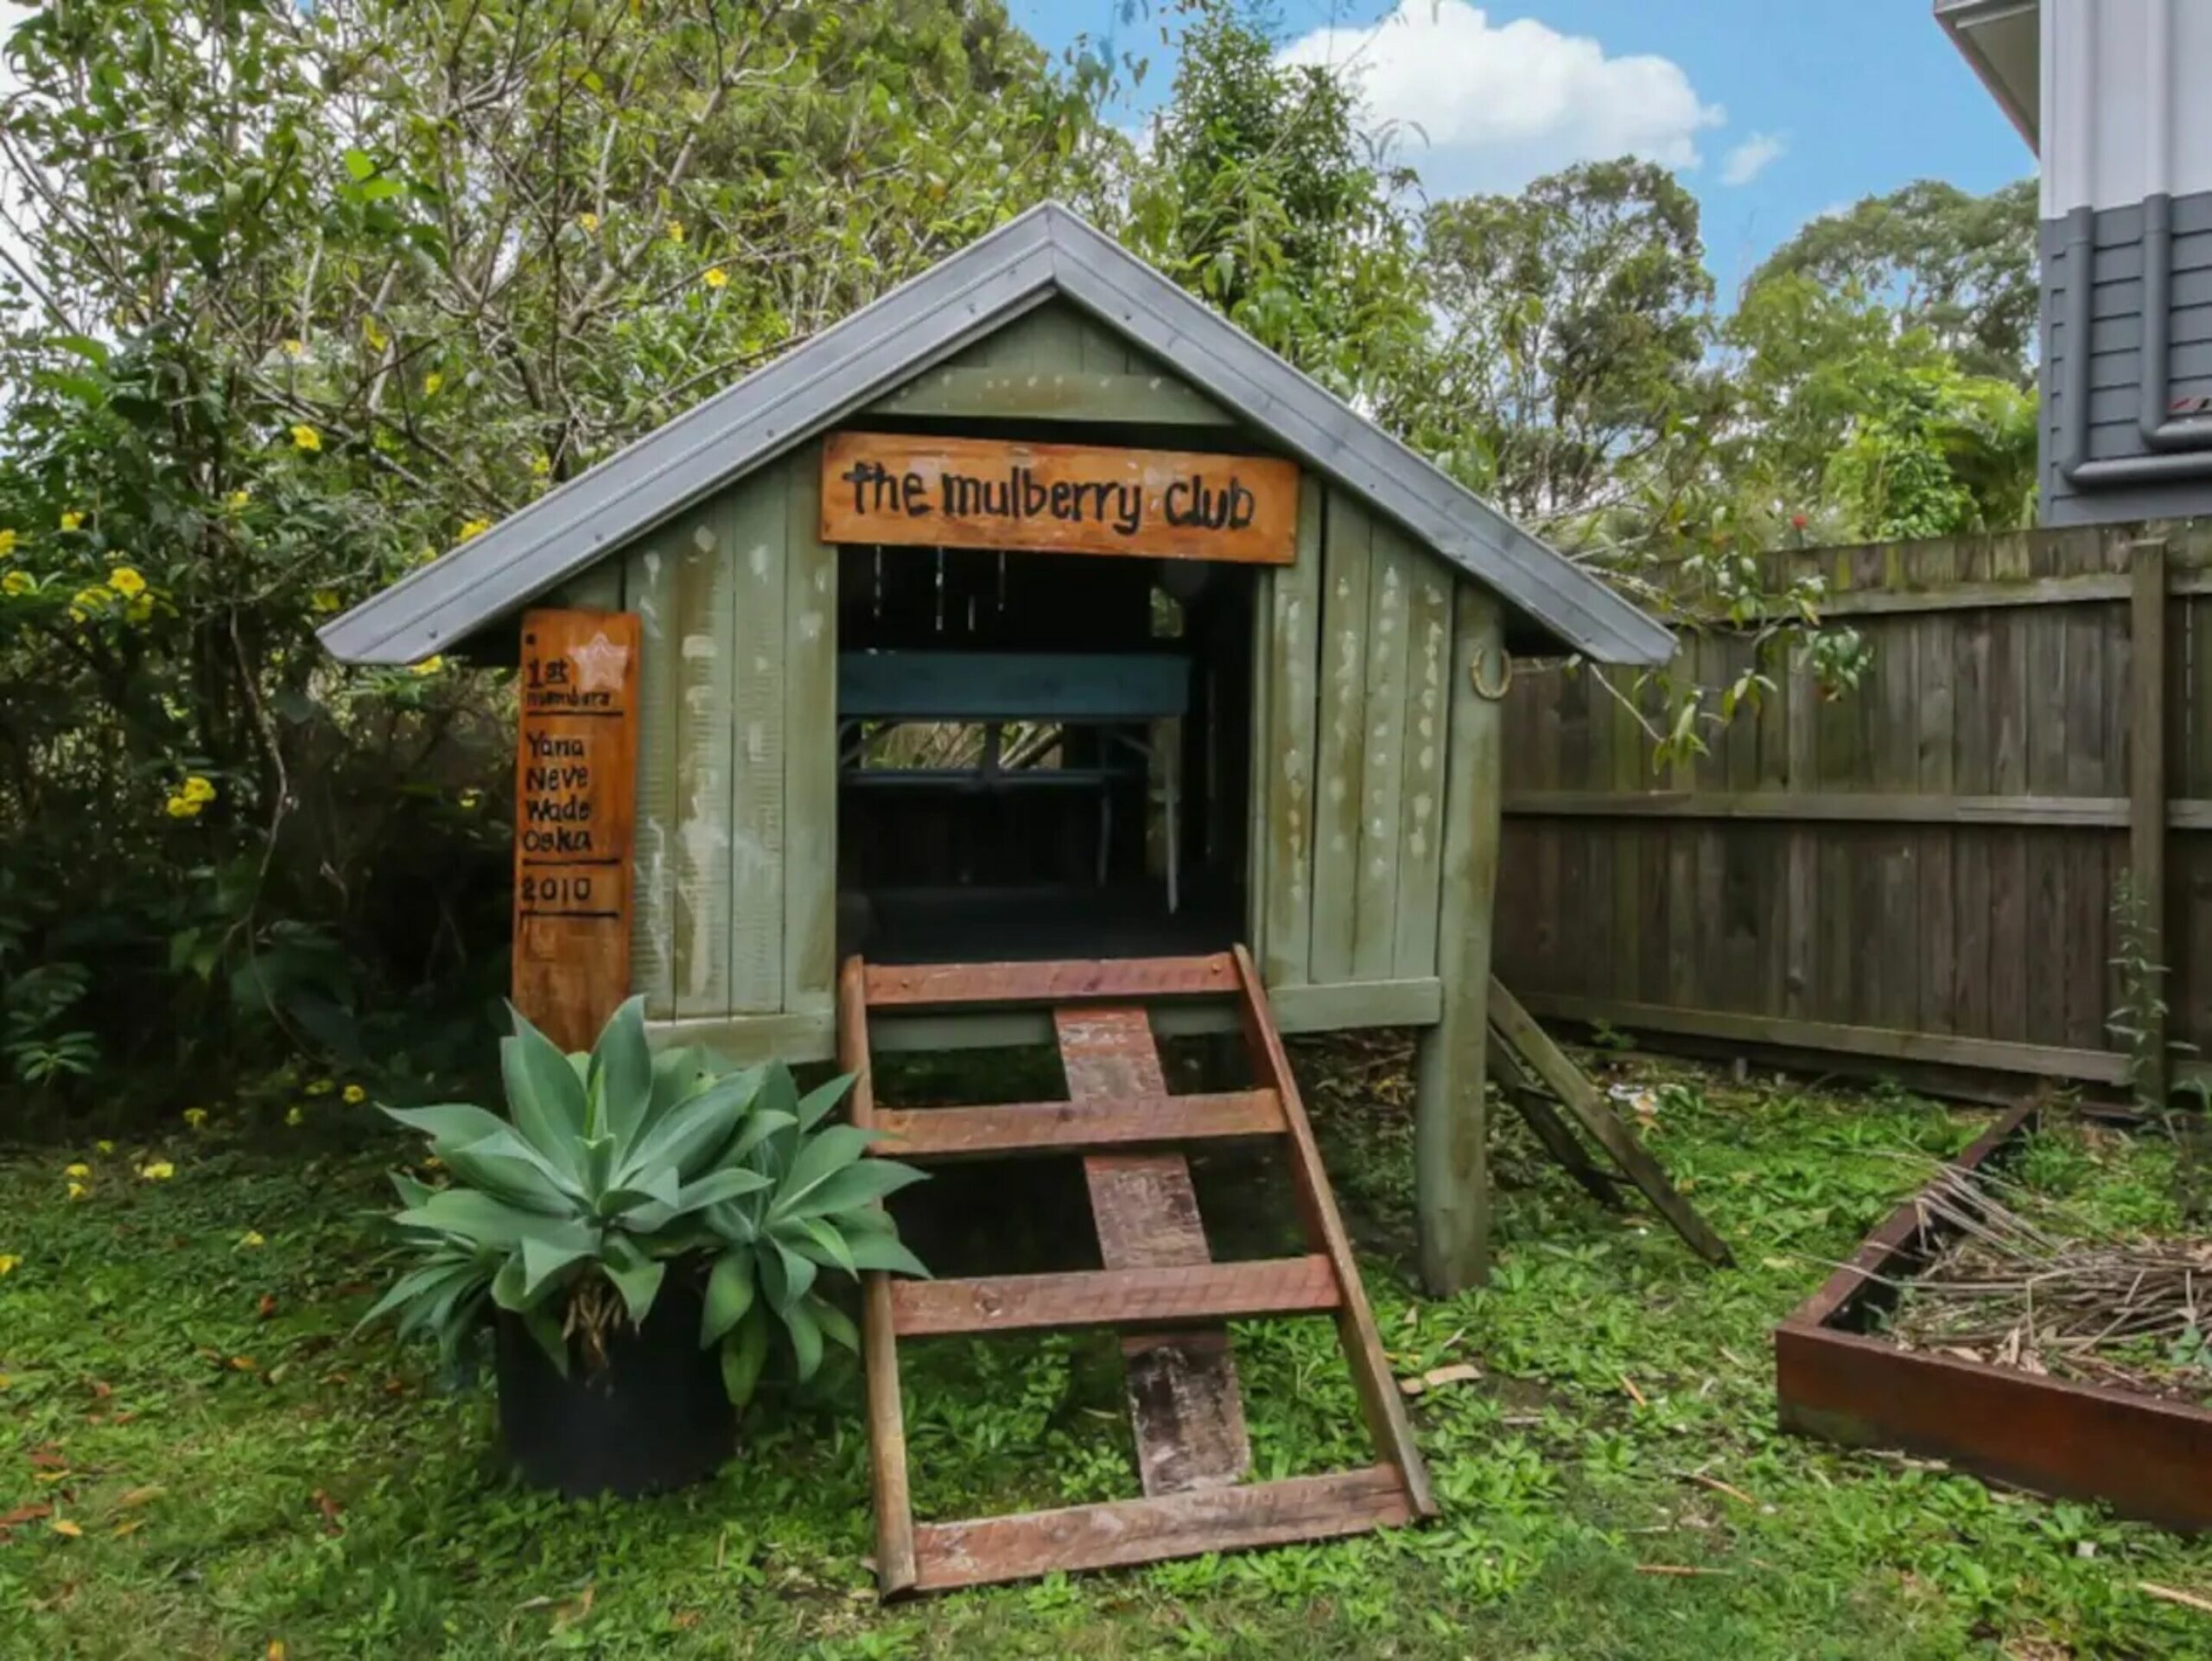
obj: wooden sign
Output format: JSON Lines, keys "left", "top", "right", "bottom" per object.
{"left": 512, "top": 608, "right": 639, "bottom": 1053}
{"left": 822, "top": 432, "right": 1299, "bottom": 564}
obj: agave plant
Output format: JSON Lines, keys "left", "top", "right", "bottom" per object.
{"left": 363, "top": 996, "right": 926, "bottom": 1404}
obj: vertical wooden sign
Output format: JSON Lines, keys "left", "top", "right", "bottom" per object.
{"left": 512, "top": 608, "right": 639, "bottom": 1053}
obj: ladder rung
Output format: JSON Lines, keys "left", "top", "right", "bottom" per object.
{"left": 890, "top": 1255, "right": 1338, "bottom": 1338}
{"left": 910, "top": 1466, "right": 1414, "bottom": 1593}
{"left": 872, "top": 1090, "right": 1284, "bottom": 1160}
{"left": 862, "top": 954, "right": 1237, "bottom": 1009}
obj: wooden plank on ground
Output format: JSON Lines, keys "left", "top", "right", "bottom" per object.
{"left": 888, "top": 1256, "right": 1338, "bottom": 1338}
{"left": 911, "top": 1466, "right": 1414, "bottom": 1593}
{"left": 1490, "top": 1041, "right": 1624, "bottom": 1210}
{"left": 1231, "top": 947, "right": 1438, "bottom": 1518}
{"left": 1486, "top": 978, "right": 1735, "bottom": 1267}
{"left": 864, "top": 955, "right": 1236, "bottom": 1008}
{"left": 1057, "top": 1004, "right": 1252, "bottom": 1498}
{"left": 838, "top": 958, "right": 917, "bottom": 1599}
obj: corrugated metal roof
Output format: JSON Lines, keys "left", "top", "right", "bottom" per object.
{"left": 319, "top": 202, "right": 1674, "bottom": 666}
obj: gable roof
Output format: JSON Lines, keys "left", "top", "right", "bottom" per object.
{"left": 319, "top": 203, "right": 1674, "bottom": 666}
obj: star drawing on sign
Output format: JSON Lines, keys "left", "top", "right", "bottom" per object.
{"left": 568, "top": 631, "right": 629, "bottom": 693}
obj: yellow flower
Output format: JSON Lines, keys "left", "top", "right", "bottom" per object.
{"left": 290, "top": 425, "right": 321, "bottom": 453}
{"left": 282, "top": 338, "right": 305, "bottom": 359}
{"left": 284, "top": 1106, "right": 303, "bottom": 1127}
{"left": 106, "top": 566, "right": 145, "bottom": 598}
{"left": 227, "top": 489, "right": 251, "bottom": 511}
{"left": 95, "top": 1140, "right": 113, "bottom": 1154}
{"left": 137, "top": 1160, "right": 175, "bottom": 1181}
{"left": 181, "top": 775, "right": 216, "bottom": 804}
{"left": 66, "top": 1181, "right": 87, "bottom": 1201}
{"left": 182, "top": 1107, "right": 208, "bottom": 1130}
{"left": 72, "top": 585, "right": 108, "bottom": 611}
{"left": 124, "top": 595, "right": 152, "bottom": 624}
{"left": 165, "top": 796, "right": 200, "bottom": 819}
{"left": 306, "top": 1079, "right": 334, "bottom": 1097}
{"left": 0, "top": 529, "right": 16, "bottom": 557}
{"left": 458, "top": 517, "right": 492, "bottom": 541}
{"left": 457, "top": 787, "right": 483, "bottom": 811}
{"left": 311, "top": 588, "right": 341, "bottom": 614}
{"left": 423, "top": 372, "right": 443, "bottom": 397}
{"left": 531, "top": 454, "right": 551, "bottom": 478}
{"left": 239, "top": 1230, "right": 265, "bottom": 1249}
{"left": 3, "top": 571, "right": 32, "bottom": 597}
{"left": 64, "top": 1163, "right": 88, "bottom": 1178}
{"left": 341, "top": 1085, "right": 366, "bottom": 1104}
{"left": 59, "top": 511, "right": 82, "bottom": 531}
{"left": 665, "top": 219, "right": 684, "bottom": 245}
{"left": 703, "top": 266, "right": 729, "bottom": 290}
{"left": 578, "top": 212, "right": 600, "bottom": 233}
{"left": 412, "top": 655, "right": 444, "bottom": 676}
{"left": 0, "top": 1254, "right": 19, "bottom": 1276}
{"left": 363, "top": 317, "right": 389, "bottom": 351}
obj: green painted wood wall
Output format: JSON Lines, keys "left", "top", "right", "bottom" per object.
{"left": 555, "top": 300, "right": 1479, "bottom": 1029}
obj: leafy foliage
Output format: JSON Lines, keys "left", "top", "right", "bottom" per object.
{"left": 365, "top": 997, "right": 925, "bottom": 1403}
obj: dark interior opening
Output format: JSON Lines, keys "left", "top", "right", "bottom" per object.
{"left": 835, "top": 544, "right": 1255, "bottom": 964}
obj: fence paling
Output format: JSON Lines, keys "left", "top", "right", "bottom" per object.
{"left": 1494, "top": 521, "right": 2212, "bottom": 1087}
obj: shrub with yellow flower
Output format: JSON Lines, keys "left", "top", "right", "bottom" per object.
{"left": 311, "top": 589, "right": 341, "bottom": 614}
{"left": 3, "top": 572, "right": 33, "bottom": 597}
{"left": 0, "top": 1255, "right": 19, "bottom": 1276}
{"left": 342, "top": 1085, "right": 366, "bottom": 1104}
{"left": 423, "top": 371, "right": 443, "bottom": 397}
{"left": 665, "top": 219, "right": 684, "bottom": 244}
{"left": 181, "top": 776, "right": 215, "bottom": 805}
{"left": 282, "top": 338, "right": 305, "bottom": 359}
{"left": 66, "top": 1181, "right": 87, "bottom": 1201}
{"left": 306, "top": 1079, "right": 334, "bottom": 1097}
{"left": 137, "top": 1160, "right": 175, "bottom": 1181}
{"left": 227, "top": 488, "right": 251, "bottom": 511}
{"left": 578, "top": 212, "right": 600, "bottom": 233}
{"left": 531, "top": 454, "right": 552, "bottom": 478}
{"left": 412, "top": 655, "right": 445, "bottom": 676}
{"left": 107, "top": 566, "right": 146, "bottom": 598}
{"left": 290, "top": 424, "right": 321, "bottom": 453}
{"left": 363, "top": 317, "right": 389, "bottom": 351}
{"left": 703, "top": 266, "right": 729, "bottom": 290}
{"left": 95, "top": 1140, "right": 113, "bottom": 1154}
{"left": 59, "top": 511, "right": 83, "bottom": 531}
{"left": 238, "top": 1231, "right": 265, "bottom": 1250}
{"left": 284, "top": 1106, "right": 303, "bottom": 1127}
{"left": 64, "top": 1162, "right": 89, "bottom": 1179}
{"left": 0, "top": 529, "right": 16, "bottom": 557}
{"left": 124, "top": 595, "right": 153, "bottom": 624}
{"left": 458, "top": 517, "right": 492, "bottom": 541}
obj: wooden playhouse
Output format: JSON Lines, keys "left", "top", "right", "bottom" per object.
{"left": 322, "top": 204, "right": 1675, "bottom": 1589}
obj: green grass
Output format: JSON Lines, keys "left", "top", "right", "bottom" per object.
{"left": 3, "top": 1048, "right": 2210, "bottom": 1658}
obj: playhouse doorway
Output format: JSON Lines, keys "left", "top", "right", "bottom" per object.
{"left": 834, "top": 544, "right": 1257, "bottom": 965}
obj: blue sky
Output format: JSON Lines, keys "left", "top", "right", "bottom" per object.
{"left": 1009, "top": 1, "right": 2035, "bottom": 299}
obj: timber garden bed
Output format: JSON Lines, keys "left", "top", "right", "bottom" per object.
{"left": 5, "top": 1047, "right": 2212, "bottom": 1657}
{"left": 1777, "top": 1101, "right": 2212, "bottom": 1533}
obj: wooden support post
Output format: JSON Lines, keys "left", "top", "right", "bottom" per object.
{"left": 1413, "top": 588, "right": 1506, "bottom": 1293}
{"left": 839, "top": 958, "right": 917, "bottom": 1598}
{"left": 2131, "top": 538, "right": 2170, "bottom": 1110}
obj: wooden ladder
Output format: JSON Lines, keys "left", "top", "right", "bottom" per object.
{"left": 837, "top": 945, "right": 1436, "bottom": 1597}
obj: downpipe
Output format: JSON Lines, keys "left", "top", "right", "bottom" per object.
{"left": 2062, "top": 199, "right": 2212, "bottom": 487}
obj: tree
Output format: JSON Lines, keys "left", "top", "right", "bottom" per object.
{"left": 1126, "top": 2, "right": 1425, "bottom": 398}
{"left": 1747, "top": 177, "right": 2037, "bottom": 384}
{"left": 0, "top": 0, "right": 1116, "bottom": 1104}
{"left": 1414, "top": 159, "right": 1717, "bottom": 536}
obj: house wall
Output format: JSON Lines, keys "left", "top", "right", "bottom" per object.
{"left": 2038, "top": 0, "right": 2212, "bottom": 525}
{"left": 556, "top": 299, "right": 1497, "bottom": 1053}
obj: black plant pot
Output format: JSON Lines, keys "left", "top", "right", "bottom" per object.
{"left": 493, "top": 1276, "right": 735, "bottom": 1499}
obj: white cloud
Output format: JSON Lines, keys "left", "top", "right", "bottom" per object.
{"left": 1276, "top": 1, "right": 1725, "bottom": 198}
{"left": 1719, "top": 131, "right": 1786, "bottom": 187}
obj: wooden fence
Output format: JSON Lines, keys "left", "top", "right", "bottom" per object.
{"left": 1493, "top": 520, "right": 2212, "bottom": 1091}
